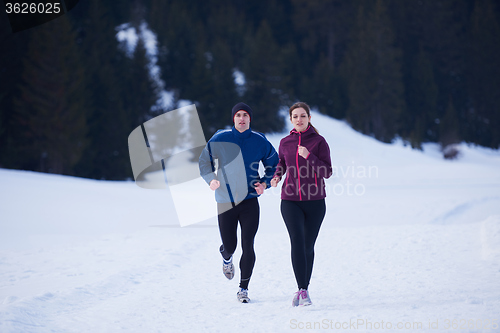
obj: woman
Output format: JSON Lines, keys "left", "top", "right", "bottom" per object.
{"left": 271, "top": 102, "right": 332, "bottom": 307}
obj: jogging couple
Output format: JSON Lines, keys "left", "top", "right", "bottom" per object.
{"left": 199, "top": 102, "right": 332, "bottom": 306}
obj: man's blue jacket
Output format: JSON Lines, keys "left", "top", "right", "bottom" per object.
{"left": 199, "top": 127, "right": 278, "bottom": 204}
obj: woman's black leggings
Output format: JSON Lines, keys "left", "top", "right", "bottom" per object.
{"left": 281, "top": 199, "right": 326, "bottom": 290}
{"left": 218, "top": 198, "right": 259, "bottom": 290}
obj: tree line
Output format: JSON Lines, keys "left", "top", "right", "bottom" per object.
{"left": 0, "top": 0, "right": 499, "bottom": 180}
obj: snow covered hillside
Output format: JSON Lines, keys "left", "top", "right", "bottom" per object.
{"left": 1, "top": 112, "right": 500, "bottom": 332}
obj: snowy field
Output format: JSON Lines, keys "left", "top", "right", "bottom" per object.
{"left": 1, "top": 112, "right": 500, "bottom": 332}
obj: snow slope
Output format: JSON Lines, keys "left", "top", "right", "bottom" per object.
{"left": 1, "top": 112, "right": 500, "bottom": 332}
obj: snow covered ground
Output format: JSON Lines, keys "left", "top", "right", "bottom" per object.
{"left": 1, "top": 112, "right": 500, "bottom": 332}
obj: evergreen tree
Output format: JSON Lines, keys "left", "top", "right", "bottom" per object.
{"left": 132, "top": 36, "right": 157, "bottom": 121}
{"left": 0, "top": 17, "right": 30, "bottom": 168}
{"left": 291, "top": 0, "right": 353, "bottom": 112}
{"left": 12, "top": 16, "right": 87, "bottom": 175}
{"left": 389, "top": 0, "right": 471, "bottom": 146}
{"left": 440, "top": 96, "right": 460, "bottom": 158}
{"left": 309, "top": 55, "right": 348, "bottom": 119}
{"left": 342, "top": 0, "right": 405, "bottom": 142}
{"left": 73, "top": 0, "right": 134, "bottom": 179}
{"left": 242, "top": 20, "right": 289, "bottom": 133}
{"left": 467, "top": 0, "right": 500, "bottom": 148}
{"left": 191, "top": 38, "right": 239, "bottom": 136}
{"left": 278, "top": 42, "right": 301, "bottom": 108}
{"left": 204, "top": 0, "right": 246, "bottom": 64}
{"left": 123, "top": 36, "right": 157, "bottom": 124}
{"left": 0, "top": 91, "right": 6, "bottom": 137}
{"left": 153, "top": 0, "right": 199, "bottom": 100}
{"left": 291, "top": 0, "right": 353, "bottom": 69}
{"left": 414, "top": 0, "right": 468, "bottom": 140}
{"left": 407, "top": 46, "right": 439, "bottom": 148}
{"left": 187, "top": 38, "right": 219, "bottom": 131}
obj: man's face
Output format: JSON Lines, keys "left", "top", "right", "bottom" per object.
{"left": 234, "top": 110, "right": 250, "bottom": 133}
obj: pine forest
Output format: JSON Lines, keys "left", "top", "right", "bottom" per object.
{"left": 0, "top": 0, "right": 499, "bottom": 180}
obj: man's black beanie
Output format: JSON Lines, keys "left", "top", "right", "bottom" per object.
{"left": 231, "top": 102, "right": 253, "bottom": 121}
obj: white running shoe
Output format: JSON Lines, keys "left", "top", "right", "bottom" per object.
{"left": 237, "top": 288, "right": 250, "bottom": 303}
{"left": 298, "top": 289, "right": 312, "bottom": 306}
{"left": 222, "top": 256, "right": 234, "bottom": 280}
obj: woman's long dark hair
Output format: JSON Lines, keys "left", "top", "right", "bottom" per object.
{"left": 289, "top": 102, "right": 319, "bottom": 134}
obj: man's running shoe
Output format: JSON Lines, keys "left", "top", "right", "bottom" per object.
{"left": 220, "top": 245, "right": 234, "bottom": 280}
{"left": 222, "top": 256, "right": 234, "bottom": 280}
{"left": 237, "top": 288, "right": 250, "bottom": 303}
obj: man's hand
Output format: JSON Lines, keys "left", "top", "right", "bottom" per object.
{"left": 270, "top": 176, "right": 280, "bottom": 187}
{"left": 255, "top": 182, "right": 266, "bottom": 195}
{"left": 209, "top": 179, "right": 220, "bottom": 191}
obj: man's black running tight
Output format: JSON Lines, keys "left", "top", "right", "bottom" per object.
{"left": 218, "top": 198, "right": 259, "bottom": 290}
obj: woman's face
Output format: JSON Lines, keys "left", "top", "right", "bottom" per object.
{"left": 290, "top": 108, "right": 310, "bottom": 132}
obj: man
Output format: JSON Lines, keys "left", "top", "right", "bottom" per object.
{"left": 199, "top": 102, "right": 278, "bottom": 303}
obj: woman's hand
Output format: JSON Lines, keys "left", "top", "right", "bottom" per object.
{"left": 209, "top": 179, "right": 220, "bottom": 191}
{"left": 298, "top": 145, "right": 310, "bottom": 159}
{"left": 270, "top": 176, "right": 280, "bottom": 187}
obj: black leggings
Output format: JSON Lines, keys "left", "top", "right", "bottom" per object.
{"left": 281, "top": 199, "right": 326, "bottom": 290}
{"left": 218, "top": 198, "right": 259, "bottom": 289}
